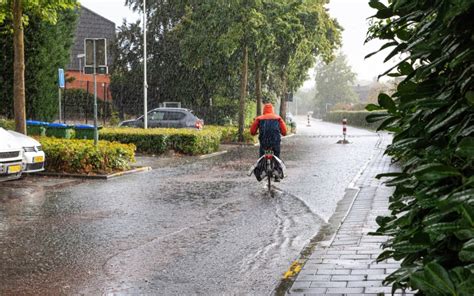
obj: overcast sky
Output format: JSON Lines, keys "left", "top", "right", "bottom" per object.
{"left": 79, "top": 0, "right": 392, "bottom": 85}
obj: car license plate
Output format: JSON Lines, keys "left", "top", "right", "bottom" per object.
{"left": 33, "top": 156, "right": 44, "bottom": 163}
{"left": 7, "top": 164, "right": 21, "bottom": 174}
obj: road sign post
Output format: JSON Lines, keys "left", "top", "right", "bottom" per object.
{"left": 84, "top": 38, "right": 107, "bottom": 146}
{"left": 58, "top": 68, "right": 65, "bottom": 123}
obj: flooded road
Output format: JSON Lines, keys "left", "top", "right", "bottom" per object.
{"left": 0, "top": 118, "right": 378, "bottom": 295}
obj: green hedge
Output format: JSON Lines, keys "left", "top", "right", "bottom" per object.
{"left": 100, "top": 128, "right": 222, "bottom": 155}
{"left": 206, "top": 125, "right": 257, "bottom": 144}
{"left": 366, "top": 0, "right": 474, "bottom": 294}
{"left": 0, "top": 119, "right": 14, "bottom": 130}
{"left": 324, "top": 111, "right": 386, "bottom": 130}
{"left": 39, "top": 137, "right": 135, "bottom": 174}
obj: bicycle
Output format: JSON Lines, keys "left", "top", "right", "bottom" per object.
{"left": 248, "top": 148, "right": 286, "bottom": 195}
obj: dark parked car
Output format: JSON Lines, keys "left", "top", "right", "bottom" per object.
{"left": 119, "top": 108, "right": 203, "bottom": 129}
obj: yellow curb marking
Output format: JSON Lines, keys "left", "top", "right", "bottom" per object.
{"left": 283, "top": 260, "right": 302, "bottom": 279}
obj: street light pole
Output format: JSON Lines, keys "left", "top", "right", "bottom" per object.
{"left": 143, "top": 0, "right": 148, "bottom": 129}
{"left": 93, "top": 40, "right": 98, "bottom": 146}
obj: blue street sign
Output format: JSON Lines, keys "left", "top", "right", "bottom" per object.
{"left": 58, "top": 68, "right": 65, "bottom": 88}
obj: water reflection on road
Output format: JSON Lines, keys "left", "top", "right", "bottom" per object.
{"left": 0, "top": 119, "right": 378, "bottom": 295}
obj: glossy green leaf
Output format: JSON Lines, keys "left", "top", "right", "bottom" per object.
{"left": 459, "top": 239, "right": 474, "bottom": 262}
{"left": 413, "top": 163, "right": 461, "bottom": 181}
{"left": 424, "top": 262, "right": 457, "bottom": 295}
{"left": 398, "top": 61, "right": 414, "bottom": 75}
{"left": 378, "top": 93, "right": 397, "bottom": 112}
{"left": 466, "top": 91, "right": 474, "bottom": 106}
{"left": 456, "top": 137, "right": 474, "bottom": 158}
{"left": 369, "top": 0, "right": 387, "bottom": 10}
{"left": 411, "top": 271, "right": 445, "bottom": 295}
{"left": 365, "top": 103, "right": 383, "bottom": 111}
{"left": 366, "top": 112, "right": 389, "bottom": 123}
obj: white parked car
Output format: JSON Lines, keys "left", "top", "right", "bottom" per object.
{"left": 7, "top": 129, "right": 45, "bottom": 173}
{"left": 0, "top": 128, "right": 24, "bottom": 182}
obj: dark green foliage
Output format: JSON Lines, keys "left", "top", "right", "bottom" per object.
{"left": 366, "top": 0, "right": 474, "bottom": 294}
{"left": 324, "top": 111, "right": 384, "bottom": 130}
{"left": 100, "top": 128, "right": 222, "bottom": 155}
{"left": 114, "top": 0, "right": 340, "bottom": 122}
{"left": 63, "top": 88, "right": 113, "bottom": 121}
{"left": 0, "top": 9, "right": 77, "bottom": 120}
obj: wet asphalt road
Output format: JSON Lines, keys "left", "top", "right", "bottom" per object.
{"left": 0, "top": 118, "right": 379, "bottom": 295}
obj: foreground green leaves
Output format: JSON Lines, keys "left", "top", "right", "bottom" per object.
{"left": 367, "top": 0, "right": 474, "bottom": 294}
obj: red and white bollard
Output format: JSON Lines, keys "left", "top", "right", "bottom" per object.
{"left": 337, "top": 118, "right": 350, "bottom": 144}
{"left": 342, "top": 118, "right": 347, "bottom": 141}
{"left": 307, "top": 111, "right": 313, "bottom": 127}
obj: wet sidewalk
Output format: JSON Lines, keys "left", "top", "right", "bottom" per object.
{"left": 287, "top": 134, "right": 414, "bottom": 296}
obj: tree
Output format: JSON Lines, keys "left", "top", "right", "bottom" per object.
{"left": 314, "top": 53, "right": 358, "bottom": 115}
{"left": 268, "top": 0, "right": 341, "bottom": 121}
{"left": 0, "top": 0, "right": 77, "bottom": 134}
{"left": 0, "top": 9, "right": 77, "bottom": 120}
{"left": 117, "top": 0, "right": 341, "bottom": 137}
{"left": 179, "top": 0, "right": 266, "bottom": 141}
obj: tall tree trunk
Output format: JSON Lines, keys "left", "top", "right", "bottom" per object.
{"left": 238, "top": 46, "right": 248, "bottom": 142}
{"left": 279, "top": 71, "right": 287, "bottom": 122}
{"left": 13, "top": 0, "right": 26, "bottom": 134}
{"left": 255, "top": 57, "right": 262, "bottom": 116}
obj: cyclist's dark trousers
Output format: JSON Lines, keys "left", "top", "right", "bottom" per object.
{"left": 259, "top": 143, "right": 281, "bottom": 158}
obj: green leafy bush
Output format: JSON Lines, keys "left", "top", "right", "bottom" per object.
{"left": 101, "top": 128, "right": 222, "bottom": 155}
{"left": 206, "top": 125, "right": 257, "bottom": 144}
{"left": 39, "top": 137, "right": 135, "bottom": 174}
{"left": 0, "top": 119, "right": 15, "bottom": 130}
{"left": 324, "top": 110, "right": 385, "bottom": 130}
{"left": 367, "top": 0, "right": 474, "bottom": 295}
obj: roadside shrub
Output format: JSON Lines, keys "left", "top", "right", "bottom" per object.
{"left": 206, "top": 125, "right": 257, "bottom": 144}
{"left": 100, "top": 128, "right": 167, "bottom": 154}
{"left": 324, "top": 110, "right": 385, "bottom": 130}
{"left": 367, "top": 0, "right": 474, "bottom": 295}
{"left": 0, "top": 118, "right": 15, "bottom": 130}
{"left": 39, "top": 137, "right": 135, "bottom": 174}
{"left": 101, "top": 128, "right": 222, "bottom": 155}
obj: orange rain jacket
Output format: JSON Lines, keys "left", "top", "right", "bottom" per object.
{"left": 250, "top": 104, "right": 287, "bottom": 147}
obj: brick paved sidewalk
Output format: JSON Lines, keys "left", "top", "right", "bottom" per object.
{"left": 287, "top": 135, "right": 414, "bottom": 296}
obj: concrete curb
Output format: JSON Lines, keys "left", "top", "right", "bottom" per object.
{"left": 198, "top": 150, "right": 228, "bottom": 160}
{"left": 35, "top": 166, "right": 152, "bottom": 180}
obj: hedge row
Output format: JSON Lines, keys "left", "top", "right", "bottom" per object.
{"left": 100, "top": 128, "right": 223, "bottom": 155}
{"left": 0, "top": 119, "right": 15, "bottom": 130}
{"left": 324, "top": 111, "right": 386, "bottom": 130}
{"left": 206, "top": 125, "right": 257, "bottom": 144}
{"left": 39, "top": 137, "right": 136, "bottom": 174}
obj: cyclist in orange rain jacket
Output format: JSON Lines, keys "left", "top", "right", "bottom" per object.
{"left": 250, "top": 103, "right": 287, "bottom": 158}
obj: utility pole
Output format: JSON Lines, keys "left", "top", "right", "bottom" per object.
{"left": 143, "top": 0, "right": 148, "bottom": 129}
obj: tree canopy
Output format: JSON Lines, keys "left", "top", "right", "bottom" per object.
{"left": 0, "top": 0, "right": 77, "bottom": 133}
{"left": 314, "top": 53, "right": 358, "bottom": 115}
{"left": 115, "top": 0, "right": 341, "bottom": 139}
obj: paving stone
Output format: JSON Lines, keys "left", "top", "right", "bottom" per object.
{"left": 364, "top": 286, "right": 394, "bottom": 294}
{"left": 316, "top": 269, "right": 351, "bottom": 275}
{"left": 289, "top": 287, "right": 327, "bottom": 294}
{"left": 297, "top": 274, "right": 331, "bottom": 282}
{"left": 310, "top": 281, "right": 347, "bottom": 288}
{"left": 350, "top": 269, "right": 387, "bottom": 276}
{"left": 326, "top": 287, "right": 365, "bottom": 294}
{"left": 347, "top": 281, "right": 383, "bottom": 288}
{"left": 331, "top": 275, "right": 366, "bottom": 281}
